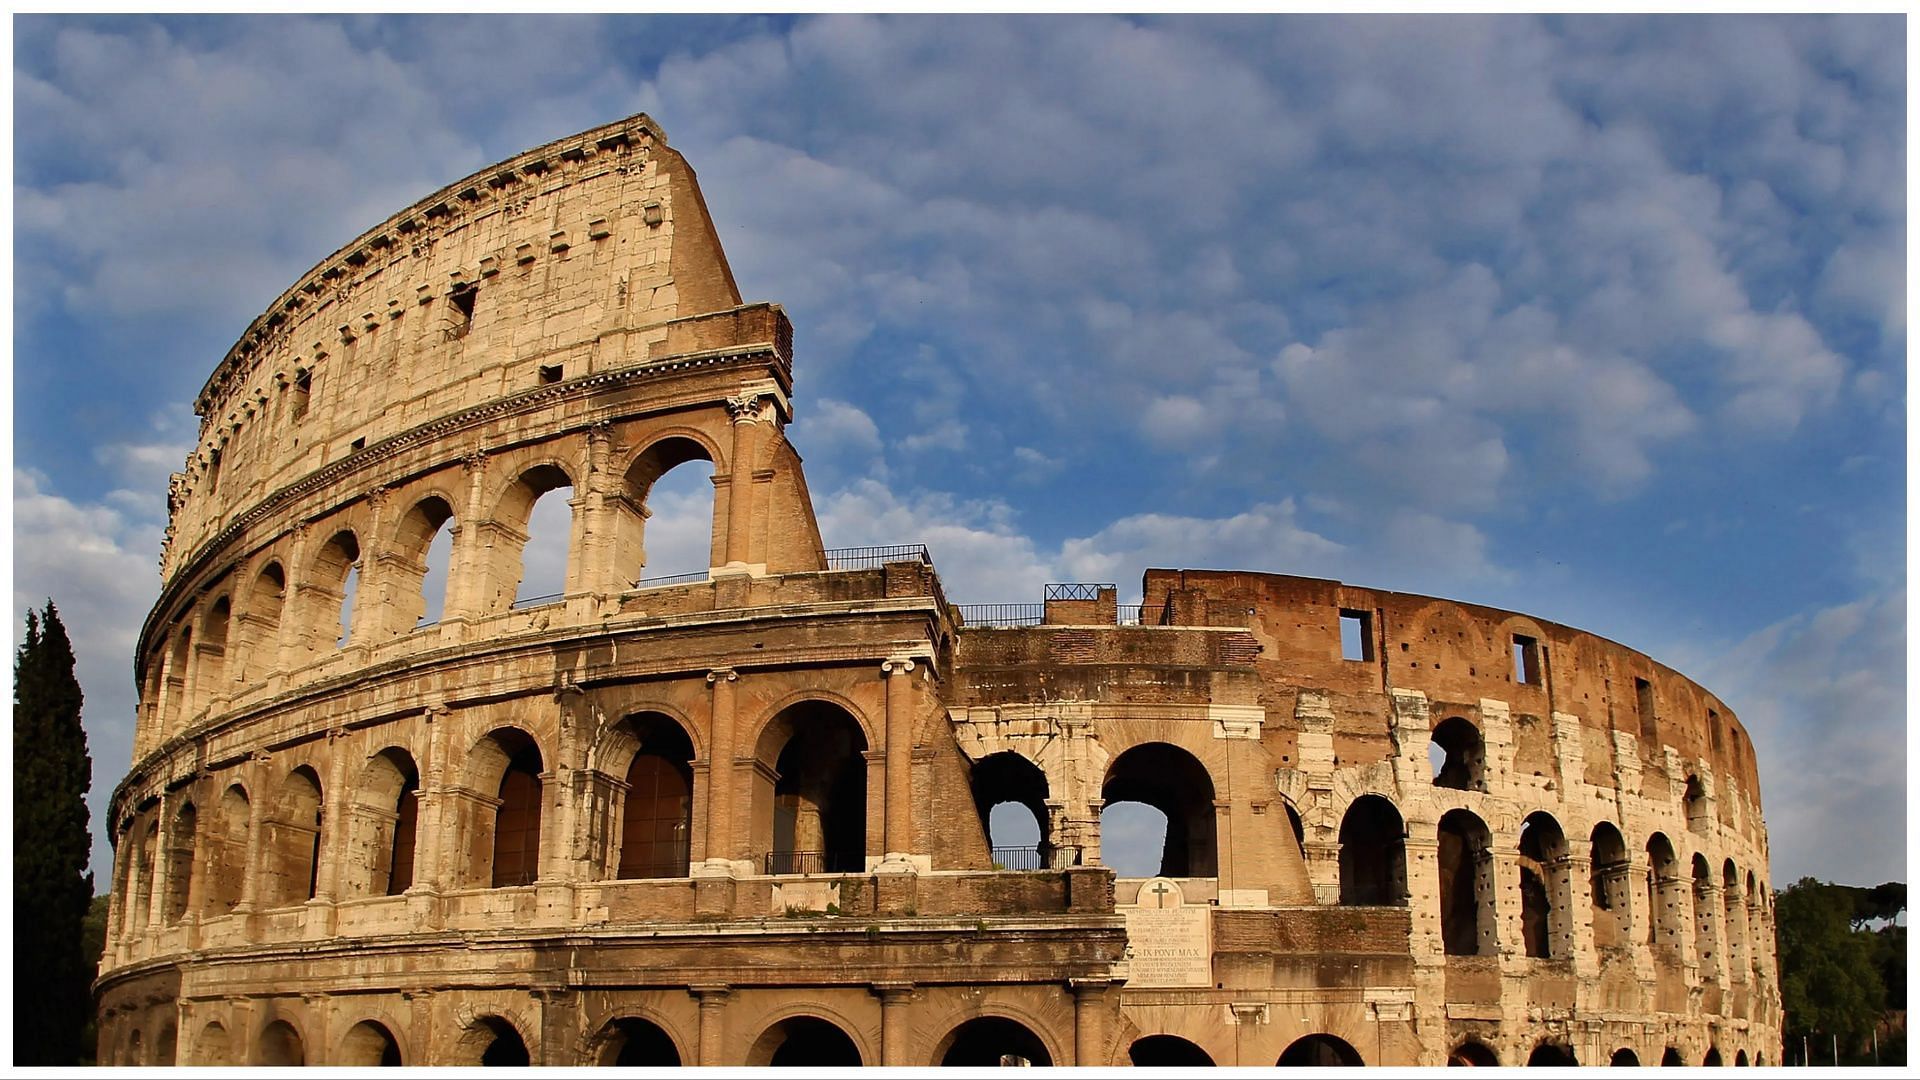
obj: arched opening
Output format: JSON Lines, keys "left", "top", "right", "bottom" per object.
{"left": 202, "top": 784, "right": 249, "bottom": 917}
{"left": 1590, "top": 822, "right": 1631, "bottom": 948}
{"left": 263, "top": 766, "right": 323, "bottom": 908}
{"left": 1734, "top": 1049, "right": 1748, "bottom": 1066}
{"left": 339, "top": 1020, "right": 403, "bottom": 1066}
{"left": 970, "top": 751, "right": 1051, "bottom": 870}
{"left": 460, "top": 728, "right": 548, "bottom": 890}
{"left": 156, "top": 1023, "right": 177, "bottom": 1066}
{"left": 307, "top": 530, "right": 361, "bottom": 649}
{"left": 164, "top": 627, "right": 192, "bottom": 726}
{"left": 1101, "top": 743, "right": 1217, "bottom": 877}
{"left": 193, "top": 1021, "right": 231, "bottom": 1066}
{"left": 125, "top": 818, "right": 157, "bottom": 934}
{"left": 391, "top": 496, "right": 456, "bottom": 634}
{"left": 1128, "top": 1034, "right": 1214, "bottom": 1066}
{"left": 239, "top": 562, "right": 286, "bottom": 681}
{"left": 748, "top": 1016, "right": 863, "bottom": 1067}
{"left": 1746, "top": 870, "right": 1764, "bottom": 984}
{"left": 1661, "top": 1046, "right": 1685, "bottom": 1066}
{"left": 614, "top": 715, "right": 695, "bottom": 879}
{"left": 1611, "top": 1047, "right": 1641, "bottom": 1066}
{"left": 1278, "top": 1033, "right": 1363, "bottom": 1066}
{"left": 1448, "top": 1039, "right": 1500, "bottom": 1066}
{"left": 752, "top": 702, "right": 869, "bottom": 875}
{"left": 255, "top": 1020, "right": 305, "bottom": 1066}
{"left": 1692, "top": 853, "right": 1719, "bottom": 975}
{"left": 1646, "top": 833, "right": 1683, "bottom": 951}
{"left": 1338, "top": 794, "right": 1407, "bottom": 906}
{"left": 494, "top": 737, "right": 545, "bottom": 888}
{"left": 1528, "top": 1041, "right": 1577, "bottom": 1066}
{"left": 1684, "top": 774, "right": 1709, "bottom": 835}
{"left": 475, "top": 1017, "right": 531, "bottom": 1067}
{"left": 1438, "top": 809, "right": 1495, "bottom": 956}
{"left": 1702, "top": 1047, "right": 1723, "bottom": 1067}
{"left": 1518, "top": 811, "right": 1570, "bottom": 959}
{"left": 198, "top": 597, "right": 231, "bottom": 705}
{"left": 594, "top": 1016, "right": 682, "bottom": 1066}
{"left": 347, "top": 748, "right": 420, "bottom": 898}
{"left": 621, "top": 436, "right": 719, "bottom": 584}
{"left": 1430, "top": 716, "right": 1486, "bottom": 790}
{"left": 1722, "top": 859, "right": 1748, "bottom": 984}
{"left": 126, "top": 1028, "right": 143, "bottom": 1066}
{"left": 937, "top": 1016, "right": 1053, "bottom": 1067}
{"left": 507, "top": 464, "right": 574, "bottom": 608}
{"left": 161, "top": 800, "right": 196, "bottom": 923}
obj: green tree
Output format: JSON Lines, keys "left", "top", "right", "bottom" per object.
{"left": 1776, "top": 877, "right": 1889, "bottom": 1060}
{"left": 12, "top": 602, "right": 95, "bottom": 1065}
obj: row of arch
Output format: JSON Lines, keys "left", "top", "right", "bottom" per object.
{"left": 113, "top": 701, "right": 874, "bottom": 938}
{"left": 1449, "top": 1038, "right": 1760, "bottom": 1067}
{"left": 140, "top": 436, "right": 725, "bottom": 744}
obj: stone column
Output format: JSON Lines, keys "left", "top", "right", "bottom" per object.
{"left": 719, "top": 392, "right": 768, "bottom": 571}
{"left": 1070, "top": 978, "right": 1114, "bottom": 1066}
{"left": 880, "top": 655, "right": 919, "bottom": 864}
{"left": 314, "top": 731, "right": 353, "bottom": 903}
{"left": 578, "top": 420, "right": 619, "bottom": 597}
{"left": 146, "top": 792, "right": 174, "bottom": 931}
{"left": 411, "top": 706, "right": 449, "bottom": 895}
{"left": 874, "top": 983, "right": 914, "bottom": 1065}
{"left": 700, "top": 669, "right": 739, "bottom": 871}
{"left": 445, "top": 451, "right": 490, "bottom": 622}
{"left": 236, "top": 755, "right": 270, "bottom": 916}
{"left": 691, "top": 986, "right": 730, "bottom": 1066}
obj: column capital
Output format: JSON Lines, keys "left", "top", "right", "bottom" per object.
{"left": 706, "top": 667, "right": 738, "bottom": 685}
{"left": 871, "top": 981, "right": 916, "bottom": 1003}
{"left": 689, "top": 984, "right": 731, "bottom": 1003}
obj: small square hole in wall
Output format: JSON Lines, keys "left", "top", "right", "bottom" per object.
{"left": 1339, "top": 609, "right": 1373, "bottom": 661}
{"left": 351, "top": 437, "right": 366, "bottom": 452}
{"left": 1512, "top": 634, "right": 1542, "bottom": 684}
{"left": 539, "top": 364, "right": 563, "bottom": 384}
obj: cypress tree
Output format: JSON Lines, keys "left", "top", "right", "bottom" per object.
{"left": 13, "top": 602, "right": 95, "bottom": 1065}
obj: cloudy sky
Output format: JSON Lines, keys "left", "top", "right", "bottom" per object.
{"left": 13, "top": 14, "right": 1905, "bottom": 888}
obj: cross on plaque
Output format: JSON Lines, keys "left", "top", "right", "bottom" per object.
{"left": 1150, "top": 880, "right": 1174, "bottom": 908}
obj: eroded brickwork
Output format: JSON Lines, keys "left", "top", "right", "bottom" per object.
{"left": 98, "top": 114, "right": 1778, "bottom": 1068}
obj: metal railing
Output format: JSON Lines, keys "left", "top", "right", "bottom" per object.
{"left": 764, "top": 850, "right": 864, "bottom": 876}
{"left": 955, "top": 603, "right": 1045, "bottom": 628}
{"left": 991, "top": 845, "right": 1044, "bottom": 871}
{"left": 1116, "top": 604, "right": 1147, "bottom": 626}
{"left": 823, "top": 544, "right": 933, "bottom": 570}
{"left": 511, "top": 592, "right": 563, "bottom": 610}
{"left": 631, "top": 569, "right": 708, "bottom": 589}
{"left": 1043, "top": 582, "right": 1115, "bottom": 601}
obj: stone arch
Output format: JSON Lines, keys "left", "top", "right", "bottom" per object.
{"left": 1702, "top": 1046, "right": 1723, "bottom": 1066}
{"left": 1128, "top": 1033, "right": 1214, "bottom": 1066}
{"left": 255, "top": 1018, "right": 306, "bottom": 1066}
{"left": 934, "top": 1015, "right": 1055, "bottom": 1067}
{"left": 125, "top": 1026, "right": 143, "bottom": 1066}
{"left": 589, "top": 1013, "right": 687, "bottom": 1066}
{"left": 1734, "top": 1048, "right": 1748, "bottom": 1066}
{"left": 123, "top": 814, "right": 159, "bottom": 935}
{"left": 1430, "top": 715, "right": 1486, "bottom": 790}
{"left": 453, "top": 1013, "right": 535, "bottom": 1067}
{"left": 387, "top": 493, "right": 457, "bottom": 636}
{"left": 1338, "top": 794, "right": 1407, "bottom": 906}
{"left": 156, "top": 1021, "right": 178, "bottom": 1065}
{"left": 202, "top": 783, "right": 250, "bottom": 917}
{"left": 1722, "top": 858, "right": 1748, "bottom": 984}
{"left": 618, "top": 432, "right": 722, "bottom": 583}
{"left": 304, "top": 528, "right": 362, "bottom": 651}
{"left": 1646, "top": 832, "right": 1684, "bottom": 950}
{"left": 1611, "top": 1047, "right": 1642, "bottom": 1066}
{"left": 460, "top": 727, "right": 546, "bottom": 889}
{"left": 345, "top": 746, "right": 421, "bottom": 898}
{"left": 1692, "top": 852, "right": 1720, "bottom": 973}
{"left": 745, "top": 1014, "right": 865, "bottom": 1067}
{"left": 751, "top": 700, "right": 870, "bottom": 874}
{"left": 262, "top": 764, "right": 323, "bottom": 908}
{"left": 1438, "top": 808, "right": 1495, "bottom": 956}
{"left": 160, "top": 798, "right": 197, "bottom": 923}
{"left": 1278, "top": 1033, "right": 1364, "bottom": 1066}
{"left": 197, "top": 1020, "right": 235, "bottom": 1066}
{"left": 1589, "top": 821, "right": 1631, "bottom": 948}
{"left": 1518, "top": 810, "right": 1571, "bottom": 959}
{"left": 1448, "top": 1038, "right": 1500, "bottom": 1066}
{"left": 196, "top": 595, "right": 232, "bottom": 709}
{"left": 1661, "top": 1046, "right": 1685, "bottom": 1065}
{"left": 1101, "top": 742, "right": 1218, "bottom": 878}
{"left": 163, "top": 624, "right": 193, "bottom": 728}
{"left": 1527, "top": 1039, "right": 1577, "bottom": 1066}
{"left": 337, "top": 1018, "right": 404, "bottom": 1066}
{"left": 1684, "top": 774, "right": 1710, "bottom": 835}
{"left": 236, "top": 560, "right": 287, "bottom": 681}
{"left": 970, "top": 751, "right": 1052, "bottom": 869}
{"left": 606, "top": 712, "right": 695, "bottom": 879}
{"left": 488, "top": 461, "right": 575, "bottom": 612}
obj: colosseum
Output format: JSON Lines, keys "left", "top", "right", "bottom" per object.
{"left": 95, "top": 113, "right": 1780, "bottom": 1068}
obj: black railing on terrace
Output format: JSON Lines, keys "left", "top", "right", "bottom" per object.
{"left": 1043, "top": 582, "right": 1115, "bottom": 601}
{"left": 991, "top": 845, "right": 1043, "bottom": 871}
{"left": 511, "top": 592, "right": 563, "bottom": 610}
{"left": 764, "top": 850, "right": 864, "bottom": 876}
{"left": 823, "top": 544, "right": 933, "bottom": 570}
{"left": 631, "top": 569, "right": 708, "bottom": 589}
{"left": 955, "top": 604, "right": 1045, "bottom": 628}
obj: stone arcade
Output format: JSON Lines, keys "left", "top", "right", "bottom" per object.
{"left": 96, "top": 114, "right": 1780, "bottom": 1067}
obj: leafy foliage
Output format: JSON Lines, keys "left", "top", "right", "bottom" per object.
{"left": 1776, "top": 877, "right": 1906, "bottom": 1062}
{"left": 12, "top": 603, "right": 96, "bottom": 1065}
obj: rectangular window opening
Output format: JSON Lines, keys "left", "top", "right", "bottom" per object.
{"left": 448, "top": 285, "right": 477, "bottom": 340}
{"left": 291, "top": 369, "right": 311, "bottom": 421}
{"left": 1339, "top": 609, "right": 1373, "bottom": 662}
{"left": 206, "top": 447, "right": 221, "bottom": 492}
{"left": 538, "top": 363, "right": 563, "bottom": 384}
{"left": 1635, "top": 677, "right": 1657, "bottom": 741}
{"left": 1512, "top": 634, "right": 1542, "bottom": 685}
{"left": 350, "top": 437, "right": 366, "bottom": 452}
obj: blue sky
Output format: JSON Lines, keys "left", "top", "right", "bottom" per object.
{"left": 12, "top": 14, "right": 1905, "bottom": 888}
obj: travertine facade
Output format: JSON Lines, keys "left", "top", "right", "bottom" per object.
{"left": 97, "top": 114, "right": 1779, "bottom": 1067}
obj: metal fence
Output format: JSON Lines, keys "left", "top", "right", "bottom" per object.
{"left": 955, "top": 604, "right": 1045, "bottom": 628}
{"left": 1042, "top": 582, "right": 1115, "bottom": 601}
{"left": 1116, "top": 604, "right": 1147, "bottom": 626}
{"left": 990, "top": 846, "right": 1044, "bottom": 871}
{"left": 823, "top": 544, "right": 933, "bottom": 570}
{"left": 763, "top": 850, "right": 864, "bottom": 876}
{"left": 510, "top": 592, "right": 563, "bottom": 610}
{"left": 631, "top": 570, "right": 708, "bottom": 589}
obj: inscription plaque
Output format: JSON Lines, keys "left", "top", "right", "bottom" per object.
{"left": 1123, "top": 877, "right": 1212, "bottom": 988}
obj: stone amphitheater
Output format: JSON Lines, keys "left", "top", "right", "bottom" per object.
{"left": 95, "top": 113, "right": 1779, "bottom": 1068}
